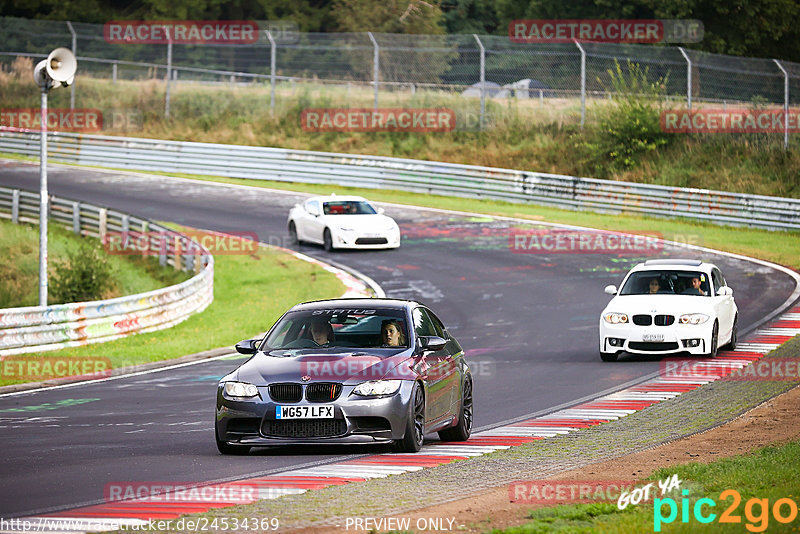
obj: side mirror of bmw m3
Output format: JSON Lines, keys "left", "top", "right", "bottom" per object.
{"left": 419, "top": 336, "right": 447, "bottom": 352}
{"left": 234, "top": 339, "right": 259, "bottom": 354}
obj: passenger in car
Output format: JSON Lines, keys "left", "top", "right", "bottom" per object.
{"left": 381, "top": 319, "right": 406, "bottom": 347}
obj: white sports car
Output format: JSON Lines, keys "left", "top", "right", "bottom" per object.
{"left": 287, "top": 195, "right": 401, "bottom": 251}
{"left": 599, "top": 259, "right": 738, "bottom": 361}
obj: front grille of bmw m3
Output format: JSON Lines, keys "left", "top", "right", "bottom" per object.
{"left": 261, "top": 419, "right": 347, "bottom": 438}
{"left": 305, "top": 383, "right": 343, "bottom": 402}
{"left": 268, "top": 383, "right": 302, "bottom": 402}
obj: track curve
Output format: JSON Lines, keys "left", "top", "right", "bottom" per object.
{"left": 0, "top": 160, "right": 796, "bottom": 517}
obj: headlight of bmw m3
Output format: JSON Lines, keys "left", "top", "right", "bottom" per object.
{"left": 352, "top": 380, "right": 402, "bottom": 397}
{"left": 603, "top": 312, "right": 629, "bottom": 324}
{"left": 223, "top": 381, "right": 259, "bottom": 398}
{"left": 679, "top": 313, "right": 710, "bottom": 325}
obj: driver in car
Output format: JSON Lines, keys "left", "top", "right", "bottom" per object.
{"left": 310, "top": 320, "right": 334, "bottom": 345}
{"left": 684, "top": 276, "right": 706, "bottom": 295}
{"left": 648, "top": 278, "right": 661, "bottom": 294}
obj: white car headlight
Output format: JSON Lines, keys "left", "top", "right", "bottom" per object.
{"left": 224, "top": 381, "right": 259, "bottom": 398}
{"left": 679, "top": 313, "right": 710, "bottom": 325}
{"left": 603, "top": 312, "right": 629, "bottom": 324}
{"left": 352, "top": 380, "right": 402, "bottom": 397}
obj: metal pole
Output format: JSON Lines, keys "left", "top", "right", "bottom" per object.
{"left": 574, "top": 40, "right": 586, "bottom": 128}
{"left": 39, "top": 88, "right": 48, "bottom": 306}
{"left": 266, "top": 30, "right": 276, "bottom": 113}
{"left": 112, "top": 62, "right": 117, "bottom": 84}
{"left": 678, "top": 47, "right": 692, "bottom": 111}
{"left": 473, "top": 34, "right": 485, "bottom": 129}
{"left": 774, "top": 59, "right": 789, "bottom": 150}
{"left": 367, "top": 32, "right": 379, "bottom": 111}
{"left": 165, "top": 33, "right": 172, "bottom": 119}
{"left": 66, "top": 21, "right": 76, "bottom": 110}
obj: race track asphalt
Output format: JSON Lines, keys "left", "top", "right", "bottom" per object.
{"left": 0, "top": 160, "right": 795, "bottom": 517}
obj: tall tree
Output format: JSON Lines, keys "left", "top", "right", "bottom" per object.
{"left": 494, "top": 0, "right": 800, "bottom": 61}
{"left": 331, "top": 0, "right": 445, "bottom": 34}
{"left": 440, "top": 0, "right": 498, "bottom": 34}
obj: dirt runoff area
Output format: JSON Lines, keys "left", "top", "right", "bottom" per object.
{"left": 294, "top": 384, "right": 800, "bottom": 534}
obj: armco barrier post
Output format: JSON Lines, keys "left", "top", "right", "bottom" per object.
{"left": 99, "top": 208, "right": 107, "bottom": 243}
{"left": 174, "top": 236, "right": 182, "bottom": 271}
{"left": 11, "top": 189, "right": 19, "bottom": 224}
{"left": 72, "top": 201, "right": 80, "bottom": 234}
{"left": 121, "top": 214, "right": 129, "bottom": 248}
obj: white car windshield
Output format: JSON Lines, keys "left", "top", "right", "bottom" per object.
{"left": 323, "top": 201, "right": 377, "bottom": 215}
{"left": 620, "top": 270, "right": 711, "bottom": 296}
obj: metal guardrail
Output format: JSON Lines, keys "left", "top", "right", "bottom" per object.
{"left": 0, "top": 186, "right": 214, "bottom": 355}
{"left": 1, "top": 130, "right": 799, "bottom": 231}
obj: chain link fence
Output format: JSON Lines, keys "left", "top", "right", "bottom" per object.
{"left": 0, "top": 16, "right": 796, "bottom": 140}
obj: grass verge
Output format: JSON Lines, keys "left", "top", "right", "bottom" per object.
{"left": 495, "top": 440, "right": 800, "bottom": 533}
{"left": 0, "top": 218, "right": 188, "bottom": 308}
{"left": 1, "top": 73, "right": 797, "bottom": 198}
{"left": 0, "top": 231, "right": 345, "bottom": 387}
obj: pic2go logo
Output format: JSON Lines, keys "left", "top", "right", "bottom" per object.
{"left": 654, "top": 489, "right": 799, "bottom": 532}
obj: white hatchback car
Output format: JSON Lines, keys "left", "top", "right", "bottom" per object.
{"left": 287, "top": 195, "right": 401, "bottom": 251}
{"left": 599, "top": 259, "right": 737, "bottom": 361}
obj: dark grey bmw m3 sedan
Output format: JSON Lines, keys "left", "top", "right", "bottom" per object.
{"left": 216, "top": 298, "right": 473, "bottom": 454}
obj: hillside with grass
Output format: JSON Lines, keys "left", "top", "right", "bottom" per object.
{"left": 0, "top": 219, "right": 189, "bottom": 308}
{"left": 2, "top": 56, "right": 798, "bottom": 199}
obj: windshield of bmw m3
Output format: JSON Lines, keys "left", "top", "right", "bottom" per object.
{"left": 263, "top": 308, "right": 409, "bottom": 350}
{"left": 323, "top": 201, "right": 377, "bottom": 215}
{"left": 620, "top": 271, "right": 711, "bottom": 296}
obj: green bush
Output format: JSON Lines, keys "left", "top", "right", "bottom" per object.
{"left": 50, "top": 241, "right": 116, "bottom": 303}
{"left": 581, "top": 60, "right": 672, "bottom": 172}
